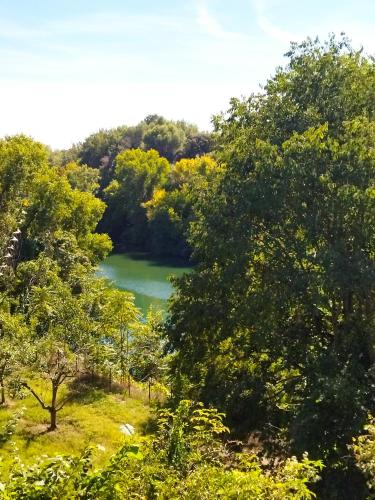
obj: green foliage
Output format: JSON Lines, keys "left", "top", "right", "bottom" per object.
{"left": 0, "top": 136, "right": 48, "bottom": 262}
{"left": 353, "top": 417, "right": 375, "bottom": 492}
{"left": 144, "top": 186, "right": 191, "bottom": 257}
{"left": 130, "top": 309, "right": 168, "bottom": 388}
{"left": 52, "top": 117, "right": 213, "bottom": 254}
{"left": 143, "top": 122, "right": 187, "bottom": 162}
{"left": 59, "top": 162, "right": 100, "bottom": 193}
{"left": 26, "top": 167, "right": 111, "bottom": 261}
{"left": 79, "top": 127, "right": 129, "bottom": 169}
{"left": 0, "top": 384, "right": 151, "bottom": 476}
{"left": 0, "top": 135, "right": 112, "bottom": 273}
{"left": 179, "top": 133, "right": 213, "bottom": 159}
{"left": 0, "top": 401, "right": 322, "bottom": 499}
{"left": 155, "top": 400, "right": 229, "bottom": 469}
{"left": 102, "top": 148, "right": 170, "bottom": 247}
{"left": 96, "top": 287, "right": 140, "bottom": 385}
{"left": 0, "top": 135, "right": 47, "bottom": 210}
{"left": 0, "top": 310, "right": 27, "bottom": 405}
{"left": 55, "top": 117, "right": 210, "bottom": 191}
{"left": 166, "top": 35, "right": 375, "bottom": 494}
{"left": 144, "top": 155, "right": 222, "bottom": 257}
{"left": 0, "top": 409, "right": 24, "bottom": 446}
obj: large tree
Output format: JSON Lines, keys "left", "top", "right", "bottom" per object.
{"left": 144, "top": 155, "right": 221, "bottom": 257}
{"left": 101, "top": 148, "right": 170, "bottom": 248}
{"left": 166, "top": 36, "right": 375, "bottom": 496}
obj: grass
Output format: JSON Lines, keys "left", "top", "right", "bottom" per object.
{"left": 0, "top": 376, "right": 154, "bottom": 478}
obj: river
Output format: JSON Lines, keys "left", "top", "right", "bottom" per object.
{"left": 97, "top": 253, "right": 191, "bottom": 315}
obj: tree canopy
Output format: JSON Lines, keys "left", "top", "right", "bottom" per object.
{"left": 2, "top": 33, "right": 375, "bottom": 498}
{"left": 166, "top": 35, "right": 375, "bottom": 496}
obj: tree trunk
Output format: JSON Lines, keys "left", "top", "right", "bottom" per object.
{"left": 343, "top": 290, "right": 353, "bottom": 322}
{"left": 365, "top": 295, "right": 375, "bottom": 364}
{"left": 49, "top": 382, "right": 58, "bottom": 431}
{"left": 49, "top": 408, "right": 57, "bottom": 431}
{"left": 0, "top": 379, "right": 5, "bottom": 405}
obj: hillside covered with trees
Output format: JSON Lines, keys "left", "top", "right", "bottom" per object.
{"left": 51, "top": 115, "right": 216, "bottom": 258}
{"left": 1, "top": 35, "right": 375, "bottom": 499}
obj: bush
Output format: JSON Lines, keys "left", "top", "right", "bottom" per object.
{"left": 352, "top": 416, "right": 375, "bottom": 492}
{"left": 0, "top": 401, "right": 322, "bottom": 499}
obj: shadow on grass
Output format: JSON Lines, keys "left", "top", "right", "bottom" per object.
{"left": 139, "top": 414, "right": 158, "bottom": 435}
{"left": 68, "top": 374, "right": 125, "bottom": 405}
{"left": 21, "top": 425, "right": 52, "bottom": 448}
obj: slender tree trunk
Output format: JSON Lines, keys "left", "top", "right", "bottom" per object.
{"left": 148, "top": 379, "right": 151, "bottom": 404}
{"left": 343, "top": 290, "right": 353, "bottom": 322}
{"left": 49, "top": 408, "right": 57, "bottom": 431}
{"left": 365, "top": 294, "right": 375, "bottom": 364}
{"left": 49, "top": 382, "right": 58, "bottom": 431}
{"left": 0, "top": 379, "right": 5, "bottom": 405}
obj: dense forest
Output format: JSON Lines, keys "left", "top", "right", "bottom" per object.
{"left": 52, "top": 114, "right": 216, "bottom": 258}
{"left": 0, "top": 35, "right": 375, "bottom": 498}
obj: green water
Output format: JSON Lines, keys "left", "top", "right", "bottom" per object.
{"left": 98, "top": 253, "right": 191, "bottom": 315}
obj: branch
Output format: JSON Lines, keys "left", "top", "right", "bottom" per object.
{"left": 22, "top": 382, "right": 49, "bottom": 411}
{"left": 56, "top": 392, "right": 76, "bottom": 412}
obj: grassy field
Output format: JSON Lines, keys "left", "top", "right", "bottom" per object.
{"left": 0, "top": 377, "right": 154, "bottom": 478}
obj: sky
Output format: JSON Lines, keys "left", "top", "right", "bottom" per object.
{"left": 0, "top": 0, "right": 374, "bottom": 149}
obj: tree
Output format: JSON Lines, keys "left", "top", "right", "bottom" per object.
{"left": 169, "top": 155, "right": 220, "bottom": 188}
{"left": 0, "top": 310, "right": 26, "bottom": 405}
{"left": 75, "top": 125, "right": 147, "bottom": 190}
{"left": 0, "top": 135, "right": 112, "bottom": 272}
{"left": 78, "top": 127, "right": 128, "bottom": 169}
{"left": 50, "top": 117, "right": 206, "bottom": 193}
{"left": 101, "top": 148, "right": 170, "bottom": 247}
{"left": 166, "top": 35, "right": 375, "bottom": 495}
{"left": 143, "top": 123, "right": 186, "bottom": 162}
{"left": 0, "top": 401, "right": 322, "bottom": 499}
{"left": 59, "top": 162, "right": 100, "bottom": 193}
{"left": 0, "top": 136, "right": 48, "bottom": 262}
{"left": 13, "top": 256, "right": 99, "bottom": 430}
{"left": 100, "top": 288, "right": 139, "bottom": 393}
{"left": 131, "top": 310, "right": 168, "bottom": 401}
{"left": 353, "top": 417, "right": 375, "bottom": 492}
{"left": 24, "top": 164, "right": 112, "bottom": 265}
{"left": 144, "top": 187, "right": 191, "bottom": 257}
{"left": 0, "top": 135, "right": 47, "bottom": 213}
{"left": 22, "top": 339, "right": 79, "bottom": 431}
{"left": 9, "top": 254, "right": 96, "bottom": 430}
{"left": 179, "top": 133, "right": 213, "bottom": 159}
{"left": 144, "top": 156, "right": 221, "bottom": 257}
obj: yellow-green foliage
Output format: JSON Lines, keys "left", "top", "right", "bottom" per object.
{"left": 0, "top": 384, "right": 151, "bottom": 477}
{"left": 0, "top": 400, "right": 322, "bottom": 499}
{"left": 170, "top": 155, "right": 219, "bottom": 187}
{"left": 352, "top": 417, "right": 375, "bottom": 491}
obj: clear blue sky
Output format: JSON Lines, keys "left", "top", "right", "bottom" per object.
{"left": 0, "top": 0, "right": 373, "bottom": 148}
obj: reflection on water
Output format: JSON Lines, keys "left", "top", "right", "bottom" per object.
{"left": 97, "top": 253, "right": 191, "bottom": 315}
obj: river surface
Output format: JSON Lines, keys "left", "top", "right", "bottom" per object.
{"left": 98, "top": 253, "right": 191, "bottom": 315}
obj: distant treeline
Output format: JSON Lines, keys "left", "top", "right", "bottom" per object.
{"left": 52, "top": 115, "right": 217, "bottom": 258}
